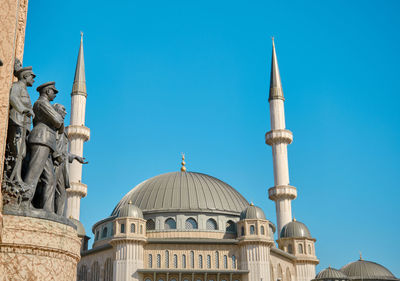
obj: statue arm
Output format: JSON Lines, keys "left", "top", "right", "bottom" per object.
{"left": 38, "top": 101, "right": 64, "bottom": 129}
{"left": 9, "top": 86, "right": 32, "bottom": 115}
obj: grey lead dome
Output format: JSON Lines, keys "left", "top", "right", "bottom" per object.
{"left": 314, "top": 267, "right": 349, "bottom": 281}
{"left": 240, "top": 204, "right": 266, "bottom": 220}
{"left": 111, "top": 171, "right": 249, "bottom": 216}
{"left": 280, "top": 219, "right": 312, "bottom": 238}
{"left": 341, "top": 260, "right": 398, "bottom": 281}
{"left": 117, "top": 203, "right": 143, "bottom": 218}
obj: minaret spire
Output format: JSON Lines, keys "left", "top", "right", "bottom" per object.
{"left": 65, "top": 33, "right": 91, "bottom": 221}
{"left": 265, "top": 38, "right": 297, "bottom": 235}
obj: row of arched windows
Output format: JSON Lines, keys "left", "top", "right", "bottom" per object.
{"left": 270, "top": 264, "right": 292, "bottom": 281}
{"left": 78, "top": 258, "right": 113, "bottom": 281}
{"left": 240, "top": 224, "right": 266, "bottom": 236}
{"left": 146, "top": 217, "right": 236, "bottom": 231}
{"left": 148, "top": 251, "right": 236, "bottom": 269}
{"left": 95, "top": 222, "right": 145, "bottom": 241}
{"left": 144, "top": 279, "right": 240, "bottom": 281}
{"left": 286, "top": 243, "right": 312, "bottom": 255}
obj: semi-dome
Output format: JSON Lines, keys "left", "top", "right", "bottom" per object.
{"left": 341, "top": 259, "right": 398, "bottom": 281}
{"left": 280, "top": 218, "right": 311, "bottom": 239}
{"left": 111, "top": 171, "right": 249, "bottom": 216}
{"left": 117, "top": 202, "right": 143, "bottom": 218}
{"left": 314, "top": 267, "right": 348, "bottom": 280}
{"left": 240, "top": 203, "right": 266, "bottom": 220}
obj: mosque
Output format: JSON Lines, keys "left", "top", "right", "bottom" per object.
{"left": 66, "top": 36, "right": 399, "bottom": 281}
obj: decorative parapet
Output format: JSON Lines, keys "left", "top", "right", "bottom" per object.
{"left": 67, "top": 125, "right": 90, "bottom": 141}
{"left": 268, "top": 185, "right": 297, "bottom": 201}
{"left": 67, "top": 182, "right": 88, "bottom": 198}
{"left": 265, "top": 129, "right": 293, "bottom": 146}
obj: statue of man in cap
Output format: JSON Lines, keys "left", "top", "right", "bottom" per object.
{"left": 52, "top": 103, "right": 87, "bottom": 215}
{"left": 6, "top": 62, "right": 35, "bottom": 186}
{"left": 23, "top": 81, "right": 64, "bottom": 212}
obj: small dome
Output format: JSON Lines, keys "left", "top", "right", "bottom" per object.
{"left": 280, "top": 219, "right": 311, "bottom": 238}
{"left": 69, "top": 218, "right": 86, "bottom": 237}
{"left": 314, "top": 267, "right": 348, "bottom": 280}
{"left": 240, "top": 203, "right": 266, "bottom": 220}
{"left": 118, "top": 202, "right": 143, "bottom": 218}
{"left": 341, "top": 259, "right": 398, "bottom": 281}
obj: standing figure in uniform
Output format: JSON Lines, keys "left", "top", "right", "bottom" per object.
{"left": 6, "top": 65, "right": 35, "bottom": 186}
{"left": 53, "top": 103, "right": 87, "bottom": 215}
{"left": 23, "top": 82, "right": 63, "bottom": 212}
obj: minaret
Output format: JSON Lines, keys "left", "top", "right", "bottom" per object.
{"left": 65, "top": 32, "right": 90, "bottom": 220}
{"left": 265, "top": 38, "right": 297, "bottom": 235}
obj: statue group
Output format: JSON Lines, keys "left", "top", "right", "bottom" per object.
{"left": 2, "top": 60, "right": 87, "bottom": 215}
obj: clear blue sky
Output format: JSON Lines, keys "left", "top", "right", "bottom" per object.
{"left": 23, "top": 0, "right": 399, "bottom": 275}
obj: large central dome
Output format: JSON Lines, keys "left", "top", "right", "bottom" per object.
{"left": 111, "top": 171, "right": 249, "bottom": 216}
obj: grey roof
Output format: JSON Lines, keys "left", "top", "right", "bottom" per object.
{"left": 341, "top": 260, "right": 398, "bottom": 281}
{"left": 269, "top": 38, "right": 284, "bottom": 101}
{"left": 72, "top": 32, "right": 86, "bottom": 96}
{"left": 280, "top": 219, "right": 312, "bottom": 239}
{"left": 240, "top": 204, "right": 266, "bottom": 220}
{"left": 315, "top": 267, "right": 349, "bottom": 280}
{"left": 69, "top": 218, "right": 86, "bottom": 237}
{"left": 111, "top": 171, "right": 249, "bottom": 216}
{"left": 117, "top": 202, "right": 143, "bottom": 218}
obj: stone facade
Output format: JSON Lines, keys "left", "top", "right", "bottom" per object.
{"left": 0, "top": 215, "right": 81, "bottom": 280}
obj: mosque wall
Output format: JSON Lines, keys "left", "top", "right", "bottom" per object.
{"left": 270, "top": 250, "right": 296, "bottom": 281}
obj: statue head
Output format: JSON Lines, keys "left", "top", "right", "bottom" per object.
{"left": 15, "top": 67, "right": 36, "bottom": 87}
{"left": 36, "top": 81, "right": 58, "bottom": 101}
{"left": 53, "top": 103, "right": 67, "bottom": 120}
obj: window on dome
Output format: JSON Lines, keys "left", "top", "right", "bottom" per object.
{"left": 288, "top": 244, "right": 293, "bottom": 254}
{"left": 140, "top": 225, "right": 143, "bottom": 234}
{"left": 232, "top": 255, "right": 236, "bottom": 269}
{"left": 260, "top": 225, "right": 265, "bottom": 235}
{"left": 165, "top": 250, "right": 169, "bottom": 268}
{"left": 120, "top": 223, "right": 125, "bottom": 233}
{"left": 95, "top": 230, "right": 99, "bottom": 241}
{"left": 148, "top": 254, "right": 153, "bottom": 268}
{"left": 190, "top": 251, "right": 194, "bottom": 268}
{"left": 207, "top": 255, "right": 211, "bottom": 269}
{"left": 226, "top": 220, "right": 235, "bottom": 233}
{"left": 298, "top": 244, "right": 303, "bottom": 254}
{"left": 157, "top": 254, "right": 161, "bottom": 268}
{"left": 250, "top": 225, "right": 255, "bottom": 235}
{"left": 241, "top": 226, "right": 245, "bottom": 236}
{"left": 182, "top": 254, "right": 186, "bottom": 268}
{"left": 206, "top": 218, "right": 218, "bottom": 230}
{"left": 185, "top": 218, "right": 198, "bottom": 229}
{"left": 199, "top": 255, "right": 203, "bottom": 268}
{"left": 308, "top": 245, "right": 311, "bottom": 254}
{"left": 173, "top": 254, "right": 178, "bottom": 268}
{"left": 224, "top": 255, "right": 228, "bottom": 269}
{"left": 146, "top": 219, "right": 155, "bottom": 230}
{"left": 165, "top": 218, "right": 176, "bottom": 230}
{"left": 215, "top": 251, "right": 219, "bottom": 268}
{"left": 102, "top": 227, "right": 108, "bottom": 238}
{"left": 145, "top": 279, "right": 151, "bottom": 281}
{"left": 130, "top": 223, "right": 136, "bottom": 233}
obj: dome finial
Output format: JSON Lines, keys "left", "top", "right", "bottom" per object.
{"left": 180, "top": 153, "right": 186, "bottom": 172}
{"left": 293, "top": 216, "right": 296, "bottom": 222}
{"left": 128, "top": 200, "right": 132, "bottom": 205}
{"left": 359, "top": 251, "right": 363, "bottom": 260}
{"left": 250, "top": 202, "right": 254, "bottom": 206}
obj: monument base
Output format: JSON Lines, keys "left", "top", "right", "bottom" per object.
{"left": 0, "top": 214, "right": 81, "bottom": 281}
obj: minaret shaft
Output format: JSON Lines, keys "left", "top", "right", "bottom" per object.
{"left": 65, "top": 34, "right": 90, "bottom": 221}
{"left": 266, "top": 40, "right": 297, "bottom": 235}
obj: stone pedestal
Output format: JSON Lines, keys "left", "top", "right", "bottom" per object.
{"left": 0, "top": 214, "right": 81, "bottom": 281}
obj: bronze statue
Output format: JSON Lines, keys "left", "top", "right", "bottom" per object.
{"left": 23, "top": 82, "right": 64, "bottom": 212}
{"left": 53, "top": 103, "right": 87, "bottom": 215}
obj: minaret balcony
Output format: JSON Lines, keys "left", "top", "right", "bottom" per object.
{"left": 268, "top": 185, "right": 297, "bottom": 200}
{"left": 265, "top": 129, "right": 293, "bottom": 146}
{"left": 67, "top": 125, "right": 90, "bottom": 141}
{"left": 67, "top": 182, "right": 88, "bottom": 198}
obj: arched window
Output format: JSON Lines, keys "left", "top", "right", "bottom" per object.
{"left": 95, "top": 230, "right": 99, "bottom": 241}
{"left": 250, "top": 225, "right": 255, "bottom": 234}
{"left": 223, "top": 255, "right": 228, "bottom": 269}
{"left": 206, "top": 218, "right": 218, "bottom": 230}
{"left": 182, "top": 254, "right": 186, "bottom": 268}
{"left": 260, "top": 225, "right": 265, "bottom": 235}
{"left": 157, "top": 254, "right": 161, "bottom": 268}
{"left": 199, "top": 255, "right": 203, "bottom": 268}
{"left": 90, "top": 262, "right": 100, "bottom": 281}
{"left": 120, "top": 224, "right": 125, "bottom": 233}
{"left": 298, "top": 243, "right": 303, "bottom": 254}
{"left": 190, "top": 251, "right": 194, "bottom": 268}
{"left": 103, "top": 258, "right": 113, "bottom": 281}
{"left": 308, "top": 244, "right": 312, "bottom": 254}
{"left": 145, "top": 279, "right": 151, "bottom": 281}
{"left": 232, "top": 255, "right": 236, "bottom": 269}
{"left": 146, "top": 219, "right": 155, "bottom": 230}
{"left": 101, "top": 227, "right": 107, "bottom": 238}
{"left": 173, "top": 254, "right": 178, "bottom": 268}
{"left": 130, "top": 223, "right": 136, "bottom": 233}
{"left": 286, "top": 268, "right": 292, "bottom": 281}
{"left": 288, "top": 244, "right": 293, "bottom": 254}
{"left": 165, "top": 250, "right": 169, "bottom": 268}
{"left": 226, "top": 220, "right": 235, "bottom": 233}
{"left": 185, "top": 218, "right": 198, "bottom": 229}
{"left": 148, "top": 254, "right": 153, "bottom": 268}
{"left": 78, "top": 265, "right": 88, "bottom": 281}
{"left": 241, "top": 226, "right": 245, "bottom": 236}
{"left": 165, "top": 218, "right": 176, "bottom": 229}
{"left": 140, "top": 225, "right": 143, "bottom": 234}
{"left": 277, "top": 264, "right": 283, "bottom": 281}
{"left": 207, "top": 255, "right": 211, "bottom": 269}
{"left": 215, "top": 251, "right": 219, "bottom": 268}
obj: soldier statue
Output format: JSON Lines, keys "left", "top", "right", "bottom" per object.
{"left": 53, "top": 103, "right": 87, "bottom": 215}
{"left": 5, "top": 63, "right": 35, "bottom": 187}
{"left": 23, "top": 82, "right": 64, "bottom": 212}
